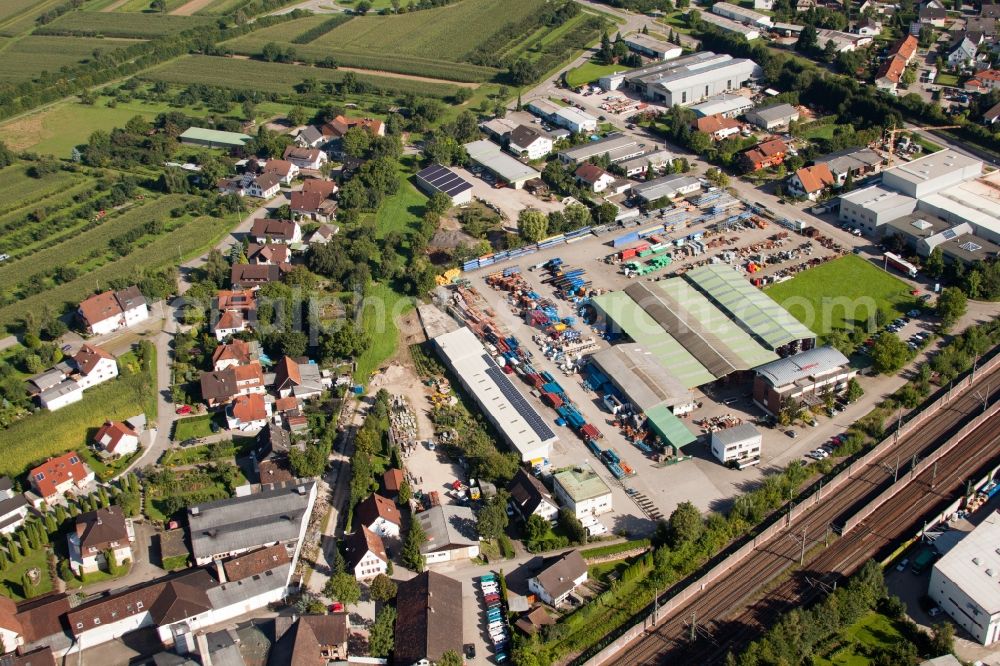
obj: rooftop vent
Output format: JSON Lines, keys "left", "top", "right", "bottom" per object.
{"left": 974, "top": 557, "right": 981, "bottom": 565}
{"left": 191, "top": 507, "right": 200, "bottom": 515}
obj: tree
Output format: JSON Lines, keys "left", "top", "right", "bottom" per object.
{"left": 924, "top": 246, "right": 945, "bottom": 278}
{"left": 936, "top": 286, "right": 967, "bottom": 329}
{"left": 797, "top": 24, "right": 819, "bottom": 52}
{"left": 150, "top": 0, "right": 166, "bottom": 11}
{"left": 342, "top": 126, "right": 371, "bottom": 158}
{"left": 871, "top": 333, "right": 911, "bottom": 375}
{"left": 476, "top": 494, "right": 509, "bottom": 541}
{"left": 595, "top": 202, "right": 618, "bottom": 226}
{"left": 355, "top": 0, "right": 372, "bottom": 13}
{"left": 525, "top": 513, "right": 549, "bottom": 542}
{"left": 287, "top": 106, "right": 309, "bottom": 126}
{"left": 369, "top": 573, "right": 397, "bottom": 602}
{"left": 323, "top": 572, "right": 361, "bottom": 606}
{"left": 558, "top": 508, "right": 587, "bottom": 545}
{"left": 397, "top": 478, "right": 411, "bottom": 506}
{"left": 846, "top": 377, "right": 864, "bottom": 403}
{"left": 929, "top": 621, "right": 955, "bottom": 656}
{"left": 518, "top": 209, "right": 548, "bottom": 243}
{"left": 438, "top": 650, "right": 463, "bottom": 666}
{"left": 402, "top": 521, "right": 427, "bottom": 572}
{"left": 666, "top": 501, "right": 703, "bottom": 548}
{"left": 426, "top": 192, "right": 452, "bottom": 216}
{"left": 368, "top": 606, "right": 396, "bottom": 657}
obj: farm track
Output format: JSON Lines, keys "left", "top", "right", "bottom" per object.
{"left": 603, "top": 365, "right": 1000, "bottom": 665}
{"left": 101, "top": 0, "right": 131, "bottom": 11}
{"left": 171, "top": 0, "right": 215, "bottom": 15}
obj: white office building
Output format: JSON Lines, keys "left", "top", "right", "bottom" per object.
{"left": 552, "top": 464, "right": 612, "bottom": 519}
{"left": 710, "top": 424, "right": 762, "bottom": 466}
{"left": 930, "top": 512, "right": 1000, "bottom": 645}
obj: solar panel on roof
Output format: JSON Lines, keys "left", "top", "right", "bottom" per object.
{"left": 941, "top": 229, "right": 958, "bottom": 240}
{"left": 481, "top": 354, "right": 555, "bottom": 442}
{"left": 417, "top": 164, "right": 472, "bottom": 197}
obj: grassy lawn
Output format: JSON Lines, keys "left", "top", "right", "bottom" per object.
{"left": 66, "top": 560, "right": 134, "bottom": 590}
{"left": 0, "top": 549, "right": 53, "bottom": 601}
{"left": 765, "top": 255, "right": 916, "bottom": 337}
{"left": 589, "top": 559, "right": 633, "bottom": 583}
{"left": 797, "top": 122, "right": 842, "bottom": 141}
{"left": 80, "top": 447, "right": 141, "bottom": 483}
{"left": 934, "top": 72, "right": 960, "bottom": 87}
{"left": 161, "top": 437, "right": 254, "bottom": 467}
{"left": 565, "top": 60, "right": 630, "bottom": 88}
{"left": 657, "top": 12, "right": 692, "bottom": 34}
{"left": 814, "top": 612, "right": 906, "bottom": 666}
{"left": 355, "top": 282, "right": 413, "bottom": 381}
{"left": 374, "top": 171, "right": 427, "bottom": 239}
{"left": 171, "top": 414, "right": 218, "bottom": 441}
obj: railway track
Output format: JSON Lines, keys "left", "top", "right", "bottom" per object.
{"left": 603, "top": 364, "right": 1000, "bottom": 666}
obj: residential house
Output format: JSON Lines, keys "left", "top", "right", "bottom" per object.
{"left": 965, "top": 69, "right": 1000, "bottom": 93}
{"left": 321, "top": 115, "right": 385, "bottom": 138}
{"left": 247, "top": 243, "right": 292, "bottom": 268}
{"left": 71, "top": 344, "right": 119, "bottom": 390}
{"left": 212, "top": 310, "right": 247, "bottom": 341}
{"left": 416, "top": 504, "right": 480, "bottom": 565}
{"left": 212, "top": 340, "right": 257, "bottom": 372}
{"left": 77, "top": 286, "right": 149, "bottom": 336}
{"left": 514, "top": 607, "right": 556, "bottom": 636}
{"left": 262, "top": 160, "right": 298, "bottom": 185}
{"left": 693, "top": 113, "right": 743, "bottom": 141}
{"left": 617, "top": 149, "right": 673, "bottom": 178}
{"left": 222, "top": 544, "right": 290, "bottom": 583}
{"left": 0, "top": 478, "right": 29, "bottom": 535}
{"left": 814, "top": 147, "right": 883, "bottom": 184}
{"left": 354, "top": 493, "right": 401, "bottom": 539}
{"left": 393, "top": 572, "right": 463, "bottom": 666}
{"left": 304, "top": 224, "right": 337, "bottom": 245}
{"left": 507, "top": 468, "right": 559, "bottom": 523}
{"left": 68, "top": 505, "right": 134, "bottom": 575}
{"left": 0, "top": 646, "right": 56, "bottom": 666}
{"left": 272, "top": 356, "right": 326, "bottom": 401}
{"left": 741, "top": 139, "right": 788, "bottom": 171}
{"left": 507, "top": 125, "right": 553, "bottom": 161}
{"left": 245, "top": 172, "right": 281, "bottom": 199}
{"left": 575, "top": 163, "right": 617, "bottom": 193}
{"left": 383, "top": 468, "right": 405, "bottom": 500}
{"left": 552, "top": 464, "right": 612, "bottom": 519}
{"left": 855, "top": 16, "right": 882, "bottom": 35}
{"left": 984, "top": 100, "right": 1000, "bottom": 124}
{"left": 225, "top": 394, "right": 270, "bottom": 431}
{"left": 0, "top": 593, "right": 72, "bottom": 657}
{"left": 948, "top": 37, "right": 978, "bottom": 68}
{"left": 294, "top": 125, "right": 325, "bottom": 148}
{"left": 876, "top": 55, "right": 908, "bottom": 91}
{"left": 889, "top": 34, "right": 919, "bottom": 65}
{"left": 215, "top": 289, "right": 257, "bottom": 334}
{"left": 28, "top": 452, "right": 94, "bottom": 505}
{"left": 188, "top": 481, "right": 317, "bottom": 566}
{"left": 744, "top": 103, "right": 800, "bottom": 130}
{"left": 269, "top": 614, "right": 349, "bottom": 665}
{"left": 281, "top": 146, "right": 327, "bottom": 170}
{"left": 289, "top": 180, "right": 338, "bottom": 223}
{"left": 788, "top": 164, "right": 837, "bottom": 200}
{"left": 344, "top": 526, "right": 388, "bottom": 582}
{"left": 230, "top": 264, "right": 281, "bottom": 289}
{"left": 92, "top": 420, "right": 140, "bottom": 459}
{"left": 199, "top": 362, "right": 265, "bottom": 408}
{"left": 918, "top": 6, "right": 947, "bottom": 26}
{"left": 250, "top": 219, "right": 301, "bottom": 245}
{"left": 527, "top": 550, "right": 588, "bottom": 606}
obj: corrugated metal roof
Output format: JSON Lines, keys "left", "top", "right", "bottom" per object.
{"left": 754, "top": 346, "right": 850, "bottom": 387}
{"left": 179, "top": 127, "right": 251, "bottom": 146}
{"left": 646, "top": 405, "right": 697, "bottom": 449}
{"left": 590, "top": 344, "right": 692, "bottom": 412}
{"left": 463, "top": 140, "right": 540, "bottom": 183}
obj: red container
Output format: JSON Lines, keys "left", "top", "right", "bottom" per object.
{"left": 542, "top": 392, "right": 564, "bottom": 408}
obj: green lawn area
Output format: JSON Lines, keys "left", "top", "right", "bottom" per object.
{"left": 589, "top": 559, "right": 633, "bottom": 583}
{"left": 765, "top": 255, "right": 916, "bottom": 337}
{"left": 355, "top": 282, "right": 413, "bottom": 381}
{"left": 161, "top": 437, "right": 254, "bottom": 467}
{"left": 0, "top": 96, "right": 215, "bottom": 157}
{"left": 934, "top": 72, "right": 960, "bottom": 87}
{"left": 374, "top": 172, "right": 427, "bottom": 238}
{"left": 657, "top": 12, "right": 692, "bottom": 34}
{"left": 797, "top": 122, "right": 843, "bottom": 141}
{"left": 171, "top": 414, "right": 218, "bottom": 442}
{"left": 66, "top": 560, "right": 133, "bottom": 590}
{"left": 814, "top": 612, "right": 907, "bottom": 666}
{"left": 565, "top": 60, "right": 630, "bottom": 88}
{"left": 80, "top": 447, "right": 141, "bottom": 483}
{"left": 0, "top": 549, "right": 53, "bottom": 601}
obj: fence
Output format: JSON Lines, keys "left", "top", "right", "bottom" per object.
{"left": 584, "top": 350, "right": 1000, "bottom": 666}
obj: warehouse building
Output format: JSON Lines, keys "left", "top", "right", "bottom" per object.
{"left": 712, "top": 1, "right": 773, "bottom": 28}
{"left": 710, "top": 423, "right": 762, "bottom": 467}
{"left": 557, "top": 134, "right": 645, "bottom": 165}
{"left": 690, "top": 93, "right": 754, "bottom": 118}
{"left": 525, "top": 99, "right": 597, "bottom": 133}
{"left": 929, "top": 512, "right": 1000, "bottom": 645}
{"left": 434, "top": 327, "right": 557, "bottom": 464}
{"left": 414, "top": 164, "right": 473, "bottom": 205}
{"left": 698, "top": 12, "right": 761, "bottom": 40}
{"left": 552, "top": 464, "right": 612, "bottom": 519}
{"left": 179, "top": 127, "right": 252, "bottom": 150}
{"left": 752, "top": 346, "right": 855, "bottom": 415}
{"left": 624, "top": 52, "right": 761, "bottom": 105}
{"left": 624, "top": 34, "right": 683, "bottom": 60}
{"left": 745, "top": 103, "right": 800, "bottom": 131}
{"left": 463, "top": 140, "right": 540, "bottom": 190}
{"left": 632, "top": 174, "right": 701, "bottom": 203}
{"left": 881, "top": 214, "right": 1000, "bottom": 266}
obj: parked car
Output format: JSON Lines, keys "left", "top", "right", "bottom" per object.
{"left": 786, "top": 430, "right": 798, "bottom": 438}
{"left": 465, "top": 644, "right": 476, "bottom": 659}
{"left": 896, "top": 558, "right": 909, "bottom": 572}
{"left": 176, "top": 405, "right": 192, "bottom": 415}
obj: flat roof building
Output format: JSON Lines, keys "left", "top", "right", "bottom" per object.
{"left": 557, "top": 133, "right": 645, "bottom": 165}
{"left": 712, "top": 2, "right": 773, "bottom": 26}
{"left": 930, "top": 511, "right": 1000, "bottom": 645}
{"left": 624, "top": 34, "right": 683, "bottom": 60}
{"left": 632, "top": 174, "right": 702, "bottom": 203}
{"left": 464, "top": 139, "right": 540, "bottom": 189}
{"left": 690, "top": 93, "right": 754, "bottom": 118}
{"left": 711, "top": 423, "right": 762, "bottom": 467}
{"left": 624, "top": 51, "right": 761, "bottom": 106}
{"left": 179, "top": 127, "right": 252, "bottom": 149}
{"left": 618, "top": 149, "right": 674, "bottom": 177}
{"left": 552, "top": 464, "right": 612, "bottom": 519}
{"left": 752, "top": 346, "right": 855, "bottom": 415}
{"left": 434, "top": 327, "right": 557, "bottom": 463}
{"left": 882, "top": 149, "right": 983, "bottom": 199}
{"left": 698, "top": 12, "right": 762, "bottom": 39}
{"left": 553, "top": 106, "right": 598, "bottom": 134}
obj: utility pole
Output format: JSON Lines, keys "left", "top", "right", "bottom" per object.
{"left": 894, "top": 455, "right": 900, "bottom": 483}
{"left": 689, "top": 612, "right": 696, "bottom": 642}
{"left": 800, "top": 525, "right": 807, "bottom": 565}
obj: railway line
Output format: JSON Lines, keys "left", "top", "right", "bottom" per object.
{"left": 602, "top": 364, "right": 1000, "bottom": 666}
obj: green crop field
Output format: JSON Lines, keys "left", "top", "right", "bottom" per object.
{"left": 311, "top": 0, "right": 543, "bottom": 61}
{"left": 0, "top": 165, "right": 84, "bottom": 220}
{"left": 194, "top": 0, "right": 248, "bottom": 13}
{"left": 144, "top": 54, "right": 461, "bottom": 97}
{"left": 765, "top": 254, "right": 916, "bottom": 337}
{"left": 35, "top": 11, "right": 213, "bottom": 37}
{"left": 0, "top": 36, "right": 140, "bottom": 84}
{"left": 114, "top": 0, "right": 188, "bottom": 11}
{"left": 0, "top": 0, "right": 49, "bottom": 25}
{"left": 0, "top": 0, "right": 63, "bottom": 37}
{"left": 222, "top": 14, "right": 332, "bottom": 44}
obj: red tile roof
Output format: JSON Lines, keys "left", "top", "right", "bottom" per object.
{"left": 230, "top": 394, "right": 267, "bottom": 423}
{"left": 29, "top": 452, "right": 91, "bottom": 500}
{"left": 694, "top": 114, "right": 741, "bottom": 136}
{"left": 574, "top": 162, "right": 612, "bottom": 184}
{"left": 794, "top": 164, "right": 836, "bottom": 193}
{"left": 274, "top": 356, "right": 302, "bottom": 391}
{"left": 73, "top": 344, "right": 114, "bottom": 375}
{"left": 322, "top": 115, "right": 384, "bottom": 138}
{"left": 303, "top": 179, "right": 338, "bottom": 197}
{"left": 383, "top": 468, "right": 404, "bottom": 494}
{"left": 216, "top": 289, "right": 257, "bottom": 313}
{"left": 214, "top": 310, "right": 245, "bottom": 333}
{"left": 263, "top": 159, "right": 296, "bottom": 177}
{"left": 233, "top": 362, "right": 264, "bottom": 385}
{"left": 888, "top": 35, "right": 918, "bottom": 61}
{"left": 275, "top": 396, "right": 299, "bottom": 412}
{"left": 212, "top": 339, "right": 252, "bottom": 368}
{"left": 876, "top": 54, "right": 907, "bottom": 84}
{"left": 283, "top": 146, "right": 323, "bottom": 163}
{"left": 222, "top": 544, "right": 290, "bottom": 582}
{"left": 355, "top": 493, "right": 401, "bottom": 529}
{"left": 77, "top": 291, "right": 120, "bottom": 328}
{"left": 93, "top": 421, "right": 138, "bottom": 455}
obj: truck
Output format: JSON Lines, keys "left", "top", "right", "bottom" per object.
{"left": 884, "top": 252, "right": 918, "bottom": 278}
{"left": 910, "top": 547, "right": 935, "bottom": 574}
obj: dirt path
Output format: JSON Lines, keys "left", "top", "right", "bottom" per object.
{"left": 170, "top": 0, "right": 214, "bottom": 15}
{"left": 335, "top": 65, "right": 479, "bottom": 88}
{"left": 101, "top": 0, "right": 131, "bottom": 11}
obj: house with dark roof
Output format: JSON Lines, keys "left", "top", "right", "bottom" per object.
{"left": 344, "top": 526, "right": 388, "bottom": 581}
{"left": 507, "top": 468, "right": 559, "bottom": 522}
{"left": 0, "top": 646, "right": 56, "bottom": 666}
{"left": 394, "top": 572, "right": 463, "bottom": 666}
{"left": 382, "top": 468, "right": 404, "bottom": 500}
{"left": 245, "top": 172, "right": 282, "bottom": 199}
{"left": 416, "top": 504, "right": 480, "bottom": 565}
{"left": 250, "top": 219, "right": 301, "bottom": 245}
{"left": 507, "top": 125, "right": 553, "bottom": 160}
{"left": 230, "top": 264, "right": 281, "bottom": 289}
{"left": 527, "top": 550, "right": 588, "bottom": 606}
{"left": 0, "top": 593, "right": 72, "bottom": 657}
{"left": 354, "top": 493, "right": 401, "bottom": 539}
{"left": 77, "top": 286, "right": 149, "bottom": 336}
{"left": 28, "top": 453, "right": 94, "bottom": 505}
{"left": 985, "top": 99, "right": 1000, "bottom": 125}
{"left": 68, "top": 505, "right": 134, "bottom": 575}
{"left": 304, "top": 224, "right": 337, "bottom": 245}
{"left": 199, "top": 362, "right": 265, "bottom": 408}
{"left": 295, "top": 125, "right": 325, "bottom": 148}
{"left": 290, "top": 179, "right": 338, "bottom": 223}
{"left": 0, "top": 478, "right": 29, "bottom": 535}
{"left": 262, "top": 160, "right": 299, "bottom": 185}
{"left": 92, "top": 420, "right": 140, "bottom": 459}
{"left": 247, "top": 243, "right": 292, "bottom": 268}
{"left": 269, "top": 613, "right": 348, "bottom": 665}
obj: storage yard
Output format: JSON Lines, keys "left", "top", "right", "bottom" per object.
{"left": 431, "top": 190, "right": 862, "bottom": 525}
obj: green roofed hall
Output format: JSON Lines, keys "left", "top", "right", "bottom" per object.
{"left": 646, "top": 405, "right": 697, "bottom": 450}
{"left": 684, "top": 264, "right": 815, "bottom": 353}
{"left": 179, "top": 127, "right": 252, "bottom": 149}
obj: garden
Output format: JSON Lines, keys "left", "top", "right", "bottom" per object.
{"left": 143, "top": 464, "right": 247, "bottom": 523}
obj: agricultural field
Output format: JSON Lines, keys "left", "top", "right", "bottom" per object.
{"left": 112, "top": 0, "right": 189, "bottom": 11}
{"left": 0, "top": 35, "right": 140, "bottom": 84}
{"left": 0, "top": 0, "right": 64, "bottom": 37}
{"left": 221, "top": 13, "right": 334, "bottom": 44}
{"left": 144, "top": 54, "right": 461, "bottom": 97}
{"left": 765, "top": 255, "right": 916, "bottom": 337}
{"left": 35, "top": 11, "right": 213, "bottom": 37}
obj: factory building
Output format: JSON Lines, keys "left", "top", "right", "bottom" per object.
{"left": 752, "top": 347, "right": 855, "bottom": 415}
{"left": 622, "top": 52, "right": 761, "bottom": 106}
